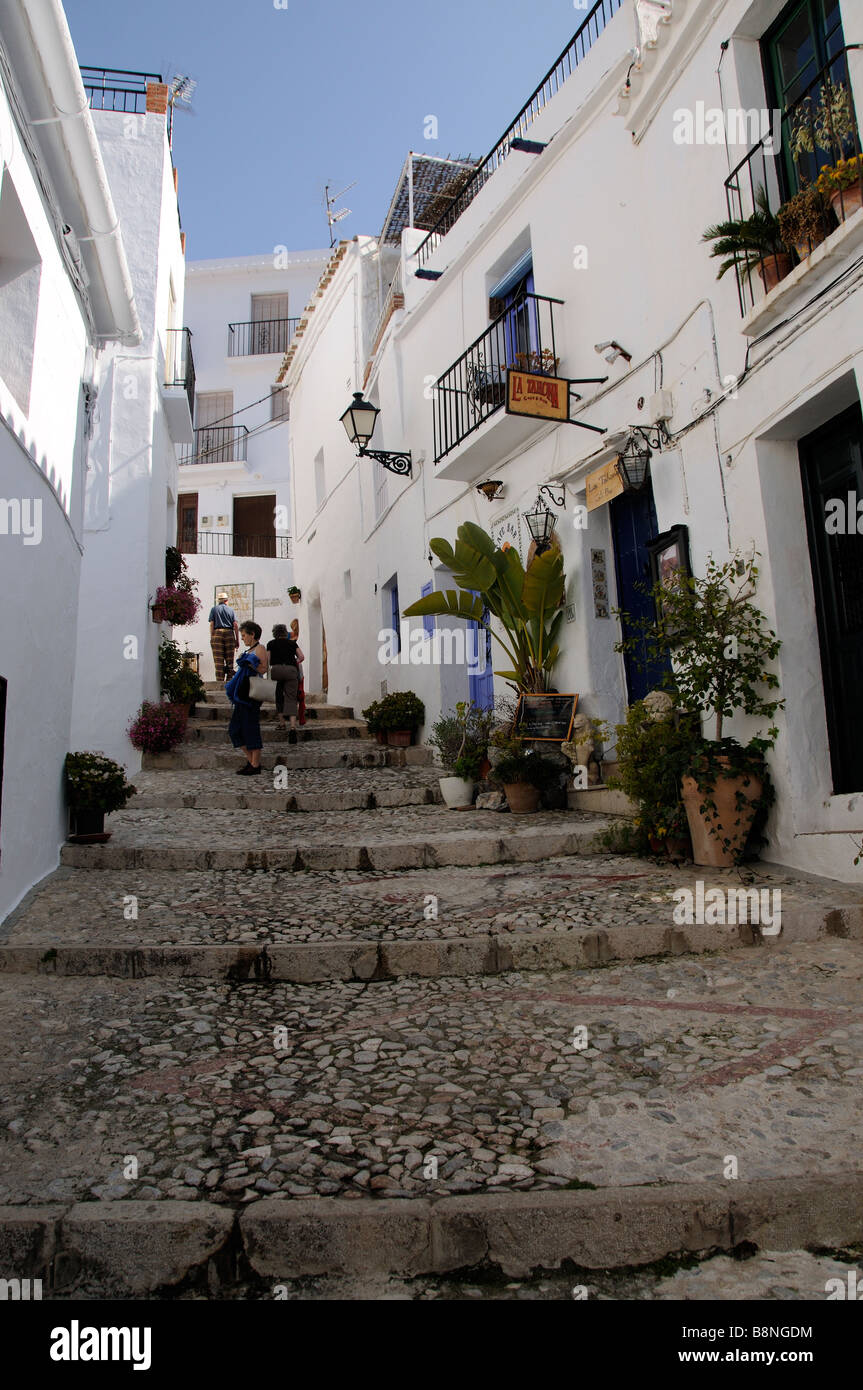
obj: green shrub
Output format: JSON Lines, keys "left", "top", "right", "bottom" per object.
{"left": 65, "top": 753, "right": 136, "bottom": 812}
{"left": 378, "top": 691, "right": 425, "bottom": 731}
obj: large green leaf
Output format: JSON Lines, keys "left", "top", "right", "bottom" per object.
{"left": 403, "top": 589, "right": 484, "bottom": 622}
{"left": 522, "top": 548, "right": 565, "bottom": 617}
{"left": 429, "top": 538, "right": 455, "bottom": 567}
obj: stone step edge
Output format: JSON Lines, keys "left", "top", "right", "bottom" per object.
{"left": 128, "top": 789, "right": 441, "bottom": 811}
{"left": 58, "top": 824, "right": 610, "bottom": 872}
{"left": 1, "top": 905, "right": 858, "bottom": 980}
{"left": 3, "top": 1175, "right": 861, "bottom": 1293}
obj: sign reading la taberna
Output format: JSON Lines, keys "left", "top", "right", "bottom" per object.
{"left": 506, "top": 369, "right": 570, "bottom": 422}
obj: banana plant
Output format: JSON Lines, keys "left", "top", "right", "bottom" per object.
{"left": 403, "top": 521, "right": 565, "bottom": 692}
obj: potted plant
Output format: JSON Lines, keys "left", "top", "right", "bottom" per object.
{"left": 128, "top": 701, "right": 189, "bottom": 754}
{"left": 427, "top": 701, "right": 494, "bottom": 808}
{"left": 65, "top": 752, "right": 136, "bottom": 842}
{"left": 816, "top": 155, "right": 863, "bottom": 223}
{"left": 468, "top": 353, "right": 506, "bottom": 408}
{"left": 606, "top": 697, "right": 700, "bottom": 855}
{"left": 489, "top": 732, "right": 560, "bottom": 814}
{"left": 362, "top": 699, "right": 387, "bottom": 744}
{"left": 510, "top": 349, "right": 560, "bottom": 377}
{"left": 777, "top": 183, "right": 833, "bottom": 260}
{"left": 169, "top": 666, "right": 206, "bottom": 715}
{"left": 702, "top": 186, "right": 793, "bottom": 292}
{"left": 379, "top": 690, "right": 425, "bottom": 746}
{"left": 288, "top": 586, "right": 301, "bottom": 604}
{"left": 615, "top": 554, "right": 783, "bottom": 867}
{"left": 404, "top": 522, "right": 565, "bottom": 695}
{"left": 151, "top": 585, "right": 200, "bottom": 626}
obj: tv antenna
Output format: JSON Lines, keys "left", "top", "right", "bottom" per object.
{"left": 324, "top": 181, "right": 356, "bottom": 247}
{"left": 166, "top": 73, "right": 197, "bottom": 147}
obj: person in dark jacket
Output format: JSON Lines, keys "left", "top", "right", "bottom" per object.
{"left": 225, "top": 622, "right": 268, "bottom": 774}
{"left": 266, "top": 623, "right": 304, "bottom": 744}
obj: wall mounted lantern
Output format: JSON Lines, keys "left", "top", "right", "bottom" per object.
{"left": 616, "top": 426, "right": 664, "bottom": 493}
{"left": 339, "top": 392, "right": 412, "bottom": 477}
{"left": 523, "top": 495, "right": 558, "bottom": 555}
{"left": 476, "top": 479, "right": 504, "bottom": 502}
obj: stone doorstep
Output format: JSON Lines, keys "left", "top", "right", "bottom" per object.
{"left": 57, "top": 824, "right": 607, "bottom": 872}
{"left": 2, "top": 1176, "right": 861, "bottom": 1291}
{"left": 2, "top": 904, "right": 859, "bottom": 979}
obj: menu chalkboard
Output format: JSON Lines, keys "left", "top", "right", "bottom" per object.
{"left": 515, "top": 693, "right": 579, "bottom": 742}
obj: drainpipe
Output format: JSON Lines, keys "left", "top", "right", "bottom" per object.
{"left": 17, "top": 0, "right": 141, "bottom": 346}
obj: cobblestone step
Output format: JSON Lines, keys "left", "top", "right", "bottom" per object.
{"left": 142, "top": 742, "right": 434, "bottom": 771}
{"left": 58, "top": 809, "right": 609, "bottom": 871}
{"left": 192, "top": 703, "right": 356, "bottom": 722}
{"left": 0, "top": 947, "right": 860, "bottom": 1224}
{"left": 183, "top": 721, "right": 368, "bottom": 745}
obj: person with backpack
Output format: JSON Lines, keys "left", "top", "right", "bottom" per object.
{"left": 267, "top": 623, "right": 304, "bottom": 744}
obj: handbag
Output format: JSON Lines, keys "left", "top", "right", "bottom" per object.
{"left": 248, "top": 675, "right": 275, "bottom": 702}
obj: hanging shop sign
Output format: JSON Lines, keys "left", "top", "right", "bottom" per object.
{"left": 585, "top": 458, "right": 624, "bottom": 511}
{"left": 506, "top": 370, "right": 570, "bottom": 422}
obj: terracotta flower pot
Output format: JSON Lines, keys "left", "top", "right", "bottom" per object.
{"left": 387, "top": 729, "right": 412, "bottom": 747}
{"left": 504, "top": 782, "right": 540, "bottom": 815}
{"left": 758, "top": 253, "right": 794, "bottom": 292}
{"left": 830, "top": 184, "right": 863, "bottom": 223}
{"left": 681, "top": 760, "right": 762, "bottom": 867}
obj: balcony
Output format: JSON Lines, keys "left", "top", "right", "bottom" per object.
{"left": 415, "top": 0, "right": 623, "bottom": 267}
{"left": 80, "top": 67, "right": 162, "bottom": 113}
{"left": 433, "top": 292, "right": 563, "bottom": 480}
{"left": 179, "top": 531, "right": 292, "bottom": 559}
{"left": 227, "top": 318, "right": 300, "bottom": 357}
{"left": 724, "top": 46, "right": 863, "bottom": 324}
{"left": 162, "top": 328, "right": 195, "bottom": 444}
{"left": 178, "top": 425, "right": 250, "bottom": 468}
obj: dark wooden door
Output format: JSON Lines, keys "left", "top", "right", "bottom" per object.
{"left": 610, "top": 484, "right": 670, "bottom": 704}
{"left": 800, "top": 403, "right": 863, "bottom": 793}
{"left": 233, "top": 495, "right": 276, "bottom": 557}
{"left": 177, "top": 493, "right": 197, "bottom": 554}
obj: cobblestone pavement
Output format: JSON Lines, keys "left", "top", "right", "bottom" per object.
{"left": 1, "top": 942, "right": 861, "bottom": 1207}
{"left": 4, "top": 854, "right": 856, "bottom": 948}
{"left": 129, "top": 767, "right": 444, "bottom": 808}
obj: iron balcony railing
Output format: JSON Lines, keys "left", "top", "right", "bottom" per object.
{"left": 415, "top": 0, "right": 623, "bottom": 267}
{"left": 179, "top": 531, "right": 292, "bottom": 559}
{"left": 724, "top": 45, "right": 863, "bottom": 315}
{"left": 227, "top": 318, "right": 301, "bottom": 357}
{"left": 165, "top": 328, "right": 195, "bottom": 420}
{"left": 179, "top": 425, "right": 250, "bottom": 466}
{"left": 80, "top": 67, "right": 162, "bottom": 113}
{"left": 433, "top": 292, "right": 562, "bottom": 463}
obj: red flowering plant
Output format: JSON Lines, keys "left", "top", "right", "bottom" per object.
{"left": 152, "top": 585, "right": 200, "bottom": 626}
{"left": 128, "top": 700, "right": 188, "bottom": 752}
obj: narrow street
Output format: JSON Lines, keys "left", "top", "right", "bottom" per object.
{"left": 1, "top": 689, "right": 861, "bottom": 1297}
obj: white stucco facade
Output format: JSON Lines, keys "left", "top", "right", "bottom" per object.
{"left": 281, "top": 0, "right": 863, "bottom": 883}
{"left": 178, "top": 252, "right": 329, "bottom": 675}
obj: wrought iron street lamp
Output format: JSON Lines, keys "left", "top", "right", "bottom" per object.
{"left": 523, "top": 495, "right": 558, "bottom": 555}
{"left": 616, "top": 426, "right": 664, "bottom": 492}
{"left": 339, "top": 392, "right": 412, "bottom": 477}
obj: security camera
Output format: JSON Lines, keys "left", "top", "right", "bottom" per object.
{"left": 594, "top": 341, "right": 633, "bottom": 365}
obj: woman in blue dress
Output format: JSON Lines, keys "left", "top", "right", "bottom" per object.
{"left": 225, "top": 621, "right": 268, "bottom": 775}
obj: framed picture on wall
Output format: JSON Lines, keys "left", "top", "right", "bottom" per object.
{"left": 647, "top": 525, "right": 691, "bottom": 634}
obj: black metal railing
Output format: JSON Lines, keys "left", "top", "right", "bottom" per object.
{"left": 433, "top": 293, "right": 562, "bottom": 463}
{"left": 724, "top": 46, "right": 863, "bottom": 315}
{"left": 227, "top": 319, "right": 300, "bottom": 357}
{"left": 165, "top": 328, "right": 195, "bottom": 420}
{"left": 179, "top": 425, "right": 250, "bottom": 466}
{"left": 180, "top": 531, "right": 292, "bottom": 559}
{"left": 416, "top": 0, "right": 623, "bottom": 266}
{"left": 80, "top": 67, "right": 162, "bottom": 113}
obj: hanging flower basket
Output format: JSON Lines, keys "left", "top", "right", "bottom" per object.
{"left": 151, "top": 586, "right": 200, "bottom": 626}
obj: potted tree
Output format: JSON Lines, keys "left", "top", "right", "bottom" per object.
{"left": 379, "top": 691, "right": 425, "bottom": 747}
{"left": 817, "top": 156, "right": 863, "bottom": 223}
{"left": 427, "top": 701, "right": 494, "bottom": 808}
{"left": 616, "top": 554, "right": 783, "bottom": 867}
{"left": 65, "top": 752, "right": 136, "bottom": 843}
{"left": 702, "top": 186, "right": 793, "bottom": 291}
{"left": 489, "top": 732, "right": 560, "bottom": 814}
{"left": 606, "top": 698, "right": 700, "bottom": 858}
{"left": 362, "top": 699, "right": 387, "bottom": 744}
{"left": 777, "top": 183, "right": 834, "bottom": 260}
{"left": 404, "top": 521, "right": 565, "bottom": 694}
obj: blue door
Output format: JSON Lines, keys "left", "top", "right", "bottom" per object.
{"left": 610, "top": 486, "right": 670, "bottom": 703}
{"left": 468, "top": 591, "right": 494, "bottom": 710}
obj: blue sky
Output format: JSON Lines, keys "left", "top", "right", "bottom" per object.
{"left": 64, "top": 0, "right": 583, "bottom": 259}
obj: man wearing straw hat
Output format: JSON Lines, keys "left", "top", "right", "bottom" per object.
{"left": 209, "top": 592, "right": 239, "bottom": 682}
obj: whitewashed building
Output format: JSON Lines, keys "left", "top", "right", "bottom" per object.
{"left": 177, "top": 251, "right": 329, "bottom": 675}
{"left": 280, "top": 0, "right": 863, "bottom": 882}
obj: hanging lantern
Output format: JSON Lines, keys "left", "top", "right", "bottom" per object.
{"left": 523, "top": 495, "right": 557, "bottom": 555}
{"left": 617, "top": 432, "right": 652, "bottom": 491}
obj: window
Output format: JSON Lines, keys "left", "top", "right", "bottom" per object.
{"left": 177, "top": 493, "right": 198, "bottom": 554}
{"left": 0, "top": 175, "right": 42, "bottom": 413}
{"left": 196, "top": 391, "right": 233, "bottom": 426}
{"left": 314, "top": 448, "right": 326, "bottom": 510}
{"left": 373, "top": 459, "right": 389, "bottom": 520}
{"left": 251, "top": 294, "right": 290, "bottom": 354}
{"left": 762, "top": 0, "right": 846, "bottom": 196}
{"left": 270, "top": 386, "right": 290, "bottom": 421}
{"left": 420, "top": 580, "right": 434, "bottom": 638}
{"left": 233, "top": 495, "right": 276, "bottom": 557}
{"left": 195, "top": 391, "right": 235, "bottom": 465}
